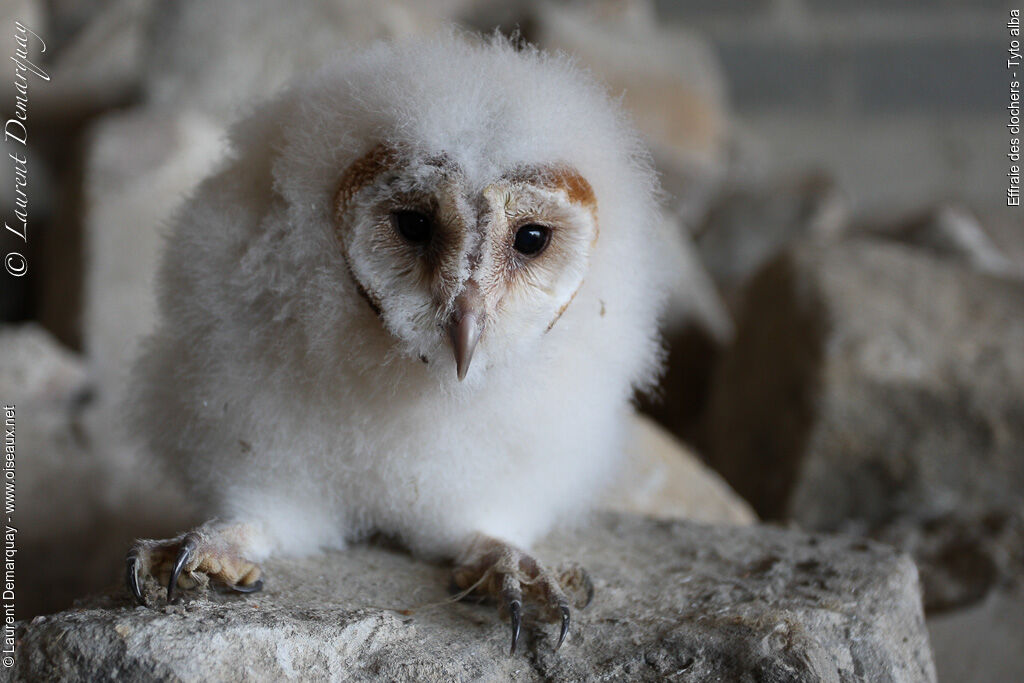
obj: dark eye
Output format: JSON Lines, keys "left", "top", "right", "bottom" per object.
{"left": 392, "top": 211, "right": 433, "bottom": 244}
{"left": 513, "top": 224, "right": 551, "bottom": 256}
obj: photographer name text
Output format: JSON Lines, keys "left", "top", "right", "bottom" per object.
{"left": 3, "top": 405, "right": 14, "bottom": 669}
{"left": 3, "top": 20, "right": 48, "bottom": 277}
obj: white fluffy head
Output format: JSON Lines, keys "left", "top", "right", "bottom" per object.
{"left": 203, "top": 31, "right": 673, "bottom": 391}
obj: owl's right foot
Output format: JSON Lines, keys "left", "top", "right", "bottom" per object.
{"left": 126, "top": 522, "right": 263, "bottom": 606}
{"left": 452, "top": 535, "right": 594, "bottom": 655}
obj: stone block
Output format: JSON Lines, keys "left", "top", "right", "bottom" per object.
{"left": 11, "top": 513, "right": 935, "bottom": 682}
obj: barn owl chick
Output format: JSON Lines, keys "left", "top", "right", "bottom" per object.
{"left": 126, "top": 33, "right": 676, "bottom": 654}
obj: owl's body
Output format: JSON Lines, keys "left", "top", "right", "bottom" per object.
{"left": 129, "top": 34, "right": 675, "bottom": 649}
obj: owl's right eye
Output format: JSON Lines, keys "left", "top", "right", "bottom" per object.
{"left": 391, "top": 211, "right": 433, "bottom": 244}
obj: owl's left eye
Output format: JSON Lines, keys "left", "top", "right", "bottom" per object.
{"left": 391, "top": 211, "right": 433, "bottom": 244}
{"left": 513, "top": 224, "right": 551, "bottom": 257}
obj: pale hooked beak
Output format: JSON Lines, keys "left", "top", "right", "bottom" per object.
{"left": 448, "top": 280, "right": 484, "bottom": 381}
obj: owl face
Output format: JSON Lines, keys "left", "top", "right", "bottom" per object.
{"left": 334, "top": 144, "right": 599, "bottom": 382}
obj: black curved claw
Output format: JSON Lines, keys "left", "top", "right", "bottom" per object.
{"left": 581, "top": 570, "right": 595, "bottom": 609}
{"left": 230, "top": 579, "right": 264, "bottom": 594}
{"left": 167, "top": 536, "right": 197, "bottom": 603}
{"left": 126, "top": 550, "right": 145, "bottom": 606}
{"left": 508, "top": 599, "right": 522, "bottom": 656}
{"left": 556, "top": 603, "right": 571, "bottom": 650}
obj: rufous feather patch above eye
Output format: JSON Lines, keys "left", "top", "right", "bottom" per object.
{"left": 333, "top": 143, "right": 397, "bottom": 234}
{"left": 506, "top": 164, "right": 599, "bottom": 245}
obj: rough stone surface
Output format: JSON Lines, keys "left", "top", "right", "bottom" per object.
{"left": 858, "top": 204, "right": 1024, "bottom": 280}
{"left": 604, "top": 414, "right": 756, "bottom": 525}
{"left": 706, "top": 239, "right": 1024, "bottom": 531}
{"left": 692, "top": 172, "right": 848, "bottom": 310}
{"left": 703, "top": 238, "right": 1024, "bottom": 682}
{"left": 871, "top": 505, "right": 1024, "bottom": 614}
{"left": 10, "top": 513, "right": 935, "bottom": 682}
{"left": 976, "top": 207, "right": 1024, "bottom": 275}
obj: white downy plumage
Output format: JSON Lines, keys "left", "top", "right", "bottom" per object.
{"left": 128, "top": 32, "right": 680, "bottom": 626}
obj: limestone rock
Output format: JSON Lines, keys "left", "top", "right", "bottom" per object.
{"left": 692, "top": 172, "right": 848, "bottom": 310}
{"left": 706, "top": 240, "right": 1024, "bottom": 531}
{"left": 42, "top": 0, "right": 151, "bottom": 108}
{"left": 0, "top": 324, "right": 89, "bottom": 407}
{"left": 644, "top": 174, "right": 848, "bottom": 445}
{"left": 0, "top": 0, "right": 42, "bottom": 37}
{"left": 858, "top": 204, "right": 1024, "bottom": 280}
{"left": 0, "top": 325, "right": 195, "bottom": 620}
{"left": 604, "top": 413, "right": 756, "bottom": 525}
{"left": 703, "top": 239, "right": 1024, "bottom": 679}
{"left": 974, "top": 207, "right": 1024, "bottom": 275}
{"left": 83, "top": 108, "right": 225, "bottom": 395}
{"left": 872, "top": 506, "right": 1024, "bottom": 614}
{"left": 11, "top": 513, "right": 935, "bottom": 682}
{"left": 0, "top": 325, "right": 95, "bottom": 531}
{"left": 45, "top": 0, "right": 136, "bottom": 55}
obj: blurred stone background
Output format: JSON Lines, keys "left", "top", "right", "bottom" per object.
{"left": 0, "top": 0, "right": 1020, "bottom": 680}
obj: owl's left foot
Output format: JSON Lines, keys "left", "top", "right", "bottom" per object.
{"left": 452, "top": 536, "right": 593, "bottom": 655}
{"left": 126, "top": 522, "right": 263, "bottom": 606}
